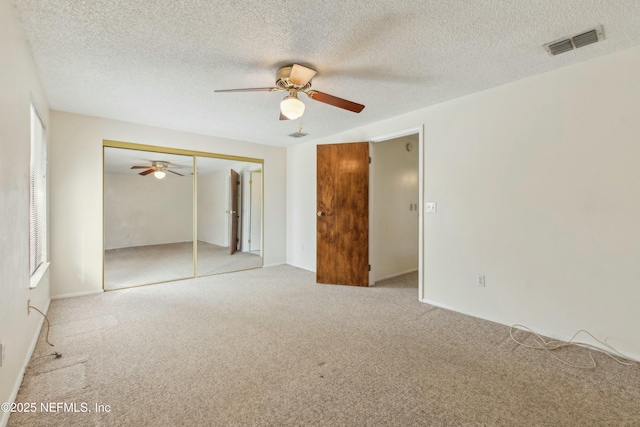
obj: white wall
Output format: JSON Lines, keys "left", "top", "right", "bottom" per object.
{"left": 50, "top": 111, "right": 287, "bottom": 298}
{"left": 0, "top": 2, "right": 51, "bottom": 425}
{"left": 372, "top": 136, "right": 419, "bottom": 281}
{"left": 249, "top": 171, "right": 263, "bottom": 252}
{"left": 287, "top": 45, "right": 640, "bottom": 359}
{"left": 104, "top": 173, "right": 193, "bottom": 249}
{"left": 197, "top": 171, "right": 228, "bottom": 246}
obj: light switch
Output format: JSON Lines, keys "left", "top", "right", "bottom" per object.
{"left": 426, "top": 202, "right": 437, "bottom": 213}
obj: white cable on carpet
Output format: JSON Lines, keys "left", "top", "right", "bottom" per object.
{"left": 509, "top": 324, "right": 636, "bottom": 369}
{"left": 29, "top": 305, "right": 55, "bottom": 347}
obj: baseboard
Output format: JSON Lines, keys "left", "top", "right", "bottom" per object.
{"left": 51, "top": 289, "right": 103, "bottom": 299}
{"left": 421, "top": 298, "right": 640, "bottom": 363}
{"left": 375, "top": 268, "right": 418, "bottom": 283}
{"left": 262, "top": 262, "right": 286, "bottom": 268}
{"left": 1, "top": 299, "right": 51, "bottom": 427}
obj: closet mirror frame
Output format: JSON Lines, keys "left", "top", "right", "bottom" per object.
{"left": 102, "top": 139, "right": 264, "bottom": 290}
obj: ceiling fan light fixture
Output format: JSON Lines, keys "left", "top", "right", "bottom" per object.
{"left": 280, "top": 94, "right": 305, "bottom": 120}
{"left": 154, "top": 170, "right": 166, "bottom": 179}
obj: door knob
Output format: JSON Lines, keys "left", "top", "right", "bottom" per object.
{"left": 317, "top": 211, "right": 325, "bottom": 217}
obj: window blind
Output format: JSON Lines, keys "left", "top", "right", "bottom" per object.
{"left": 30, "top": 105, "right": 46, "bottom": 275}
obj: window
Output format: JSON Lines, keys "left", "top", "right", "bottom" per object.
{"left": 29, "top": 104, "right": 48, "bottom": 286}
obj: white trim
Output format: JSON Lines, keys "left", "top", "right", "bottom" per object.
{"left": 51, "top": 289, "right": 103, "bottom": 300}
{"left": 374, "top": 268, "right": 418, "bottom": 283}
{"left": 29, "top": 261, "right": 50, "bottom": 288}
{"left": 421, "top": 298, "right": 640, "bottom": 363}
{"left": 262, "top": 262, "right": 286, "bottom": 268}
{"left": 417, "top": 126, "right": 424, "bottom": 303}
{"left": 371, "top": 127, "right": 423, "bottom": 143}
{"left": 1, "top": 299, "right": 51, "bottom": 427}
{"left": 421, "top": 298, "right": 459, "bottom": 312}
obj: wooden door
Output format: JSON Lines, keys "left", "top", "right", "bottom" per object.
{"left": 317, "top": 142, "right": 369, "bottom": 286}
{"left": 229, "top": 169, "right": 239, "bottom": 255}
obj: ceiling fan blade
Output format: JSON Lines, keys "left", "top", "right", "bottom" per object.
{"left": 279, "top": 111, "right": 291, "bottom": 121}
{"left": 139, "top": 169, "right": 155, "bottom": 176}
{"left": 131, "top": 165, "right": 152, "bottom": 169}
{"left": 306, "top": 90, "right": 365, "bottom": 113}
{"left": 215, "top": 87, "right": 281, "bottom": 93}
{"left": 167, "top": 169, "right": 185, "bottom": 176}
{"left": 289, "top": 64, "right": 317, "bottom": 86}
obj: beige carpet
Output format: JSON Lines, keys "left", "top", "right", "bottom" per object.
{"left": 104, "top": 241, "right": 262, "bottom": 290}
{"left": 9, "top": 266, "right": 640, "bottom": 426}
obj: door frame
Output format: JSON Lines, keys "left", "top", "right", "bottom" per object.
{"left": 370, "top": 126, "right": 424, "bottom": 301}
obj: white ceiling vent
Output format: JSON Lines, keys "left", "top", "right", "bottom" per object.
{"left": 544, "top": 25, "right": 604, "bottom": 56}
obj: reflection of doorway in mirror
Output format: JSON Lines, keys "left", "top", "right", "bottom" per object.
{"left": 229, "top": 169, "right": 240, "bottom": 255}
{"left": 249, "top": 170, "right": 262, "bottom": 253}
{"left": 196, "top": 157, "right": 262, "bottom": 277}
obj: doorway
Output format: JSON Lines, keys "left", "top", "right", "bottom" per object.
{"left": 370, "top": 134, "right": 420, "bottom": 285}
{"left": 314, "top": 130, "right": 423, "bottom": 296}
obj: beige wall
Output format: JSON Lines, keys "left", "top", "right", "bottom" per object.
{"left": 0, "top": 1, "right": 51, "bottom": 424}
{"left": 104, "top": 172, "right": 194, "bottom": 250}
{"left": 50, "top": 111, "right": 287, "bottom": 298}
{"left": 287, "top": 45, "right": 640, "bottom": 359}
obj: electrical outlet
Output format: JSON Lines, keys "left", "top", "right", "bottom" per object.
{"left": 1, "top": 342, "right": 5, "bottom": 367}
{"left": 477, "top": 275, "right": 485, "bottom": 287}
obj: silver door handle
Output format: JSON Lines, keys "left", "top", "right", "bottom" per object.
{"left": 317, "top": 211, "right": 324, "bottom": 217}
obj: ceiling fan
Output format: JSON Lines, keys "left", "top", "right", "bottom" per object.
{"left": 130, "top": 161, "right": 184, "bottom": 179}
{"left": 215, "top": 64, "right": 365, "bottom": 120}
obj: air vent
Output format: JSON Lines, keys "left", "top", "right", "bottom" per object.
{"left": 548, "top": 39, "right": 574, "bottom": 56}
{"left": 288, "top": 132, "right": 308, "bottom": 138}
{"left": 289, "top": 123, "right": 308, "bottom": 138}
{"left": 572, "top": 29, "right": 599, "bottom": 49}
{"left": 544, "top": 25, "right": 604, "bottom": 56}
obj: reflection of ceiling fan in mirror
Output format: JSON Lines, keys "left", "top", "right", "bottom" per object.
{"left": 215, "top": 64, "right": 365, "bottom": 120}
{"left": 131, "top": 161, "right": 184, "bottom": 179}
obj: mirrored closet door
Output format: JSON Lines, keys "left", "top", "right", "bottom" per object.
{"left": 196, "top": 156, "right": 263, "bottom": 277}
{"left": 103, "top": 142, "right": 263, "bottom": 290}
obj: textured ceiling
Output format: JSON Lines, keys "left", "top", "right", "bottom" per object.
{"left": 13, "top": 0, "right": 640, "bottom": 147}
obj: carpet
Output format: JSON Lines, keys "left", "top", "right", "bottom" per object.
{"left": 104, "top": 241, "right": 261, "bottom": 290}
{"left": 9, "top": 266, "right": 640, "bottom": 426}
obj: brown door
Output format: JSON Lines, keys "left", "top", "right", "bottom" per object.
{"left": 317, "top": 142, "right": 369, "bottom": 286}
{"left": 229, "top": 169, "right": 239, "bottom": 255}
